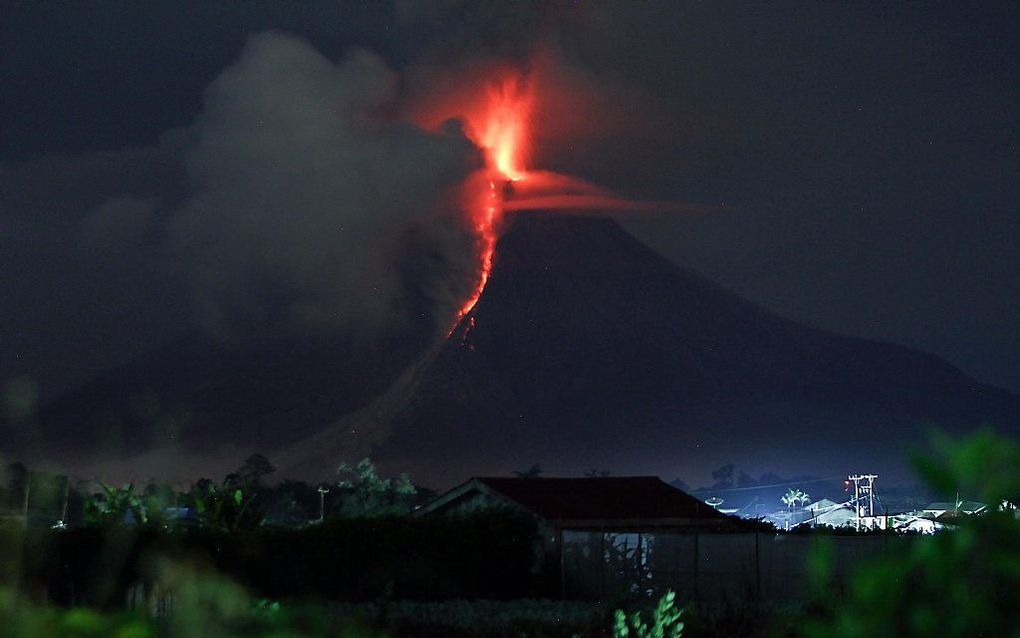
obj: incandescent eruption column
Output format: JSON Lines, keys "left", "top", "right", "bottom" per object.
{"left": 449, "top": 75, "right": 533, "bottom": 332}
{"left": 436, "top": 69, "right": 682, "bottom": 334}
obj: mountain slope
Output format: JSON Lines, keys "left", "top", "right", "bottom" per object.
{"left": 372, "top": 212, "right": 1019, "bottom": 485}
{"left": 11, "top": 328, "right": 431, "bottom": 478}
{"left": 12, "top": 211, "right": 1019, "bottom": 485}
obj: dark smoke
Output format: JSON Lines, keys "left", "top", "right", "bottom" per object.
{"left": 168, "top": 32, "right": 483, "bottom": 340}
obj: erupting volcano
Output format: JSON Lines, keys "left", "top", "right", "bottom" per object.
{"left": 434, "top": 69, "right": 708, "bottom": 332}
{"left": 450, "top": 74, "right": 533, "bottom": 328}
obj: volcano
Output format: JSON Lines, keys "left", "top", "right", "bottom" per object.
{"left": 373, "top": 212, "right": 1020, "bottom": 485}
{"left": 12, "top": 212, "right": 1020, "bottom": 485}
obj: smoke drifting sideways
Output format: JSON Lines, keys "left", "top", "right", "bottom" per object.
{"left": 168, "top": 32, "right": 484, "bottom": 343}
{"left": 406, "top": 52, "right": 718, "bottom": 256}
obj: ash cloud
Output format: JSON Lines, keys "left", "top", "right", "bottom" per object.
{"left": 2, "top": 29, "right": 491, "bottom": 404}
{"left": 169, "top": 32, "right": 482, "bottom": 340}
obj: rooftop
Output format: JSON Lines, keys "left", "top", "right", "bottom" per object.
{"left": 471, "top": 476, "right": 732, "bottom": 523}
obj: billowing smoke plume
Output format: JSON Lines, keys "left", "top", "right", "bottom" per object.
{"left": 169, "top": 32, "right": 482, "bottom": 340}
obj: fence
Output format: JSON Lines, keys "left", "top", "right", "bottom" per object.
{"left": 561, "top": 530, "right": 909, "bottom": 602}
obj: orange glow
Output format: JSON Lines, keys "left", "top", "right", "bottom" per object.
{"left": 448, "top": 73, "right": 533, "bottom": 333}
{"left": 411, "top": 65, "right": 704, "bottom": 337}
{"left": 474, "top": 77, "right": 532, "bottom": 181}
{"left": 450, "top": 178, "right": 500, "bottom": 333}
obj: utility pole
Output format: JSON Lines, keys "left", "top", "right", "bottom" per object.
{"left": 317, "top": 485, "right": 330, "bottom": 522}
{"left": 21, "top": 471, "right": 32, "bottom": 522}
{"left": 59, "top": 476, "right": 70, "bottom": 526}
{"left": 848, "top": 474, "right": 878, "bottom": 531}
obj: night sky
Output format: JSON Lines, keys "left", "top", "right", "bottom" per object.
{"left": 3, "top": 1, "right": 1018, "bottom": 411}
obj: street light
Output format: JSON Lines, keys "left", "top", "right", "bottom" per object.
{"left": 317, "top": 485, "right": 330, "bottom": 522}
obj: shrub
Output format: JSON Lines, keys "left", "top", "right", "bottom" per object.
{"left": 613, "top": 590, "right": 684, "bottom": 638}
{"left": 799, "top": 430, "right": 1020, "bottom": 638}
{"left": 9, "top": 510, "right": 540, "bottom": 605}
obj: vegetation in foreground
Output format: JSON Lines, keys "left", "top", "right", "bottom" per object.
{"left": 0, "top": 431, "right": 1017, "bottom": 637}
{"left": 798, "top": 430, "right": 1020, "bottom": 638}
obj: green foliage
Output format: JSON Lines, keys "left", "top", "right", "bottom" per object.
{"left": 0, "top": 588, "right": 154, "bottom": 638}
{"left": 333, "top": 598, "right": 606, "bottom": 637}
{"left": 912, "top": 428, "right": 1020, "bottom": 507}
{"left": 335, "top": 458, "right": 415, "bottom": 518}
{"left": 11, "top": 510, "right": 541, "bottom": 604}
{"left": 235, "top": 454, "right": 275, "bottom": 487}
{"left": 0, "top": 577, "right": 605, "bottom": 638}
{"left": 189, "top": 481, "right": 262, "bottom": 532}
{"left": 781, "top": 488, "right": 811, "bottom": 510}
{"left": 0, "top": 567, "right": 381, "bottom": 638}
{"left": 84, "top": 484, "right": 149, "bottom": 526}
{"left": 613, "top": 590, "right": 684, "bottom": 638}
{"left": 800, "top": 430, "right": 1020, "bottom": 638}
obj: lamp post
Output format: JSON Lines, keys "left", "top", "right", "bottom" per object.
{"left": 317, "top": 485, "right": 330, "bottom": 522}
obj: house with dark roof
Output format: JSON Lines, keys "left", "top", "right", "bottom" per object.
{"left": 417, "top": 476, "right": 742, "bottom": 537}
{"left": 418, "top": 476, "right": 747, "bottom": 598}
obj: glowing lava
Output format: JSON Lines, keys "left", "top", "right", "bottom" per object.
{"left": 475, "top": 77, "right": 531, "bottom": 181}
{"left": 432, "top": 70, "right": 690, "bottom": 336}
{"left": 450, "top": 75, "right": 533, "bottom": 330}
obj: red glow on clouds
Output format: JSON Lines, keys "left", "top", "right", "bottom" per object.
{"left": 451, "top": 177, "right": 501, "bottom": 329}
{"left": 473, "top": 76, "right": 532, "bottom": 181}
{"left": 413, "top": 64, "right": 705, "bottom": 336}
{"left": 448, "top": 73, "right": 534, "bottom": 330}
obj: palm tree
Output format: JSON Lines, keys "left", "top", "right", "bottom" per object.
{"left": 190, "top": 481, "right": 263, "bottom": 531}
{"left": 782, "top": 488, "right": 797, "bottom": 512}
{"left": 782, "top": 488, "right": 812, "bottom": 513}
{"left": 85, "top": 483, "right": 148, "bottom": 525}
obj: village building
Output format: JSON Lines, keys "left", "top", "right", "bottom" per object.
{"left": 920, "top": 501, "right": 987, "bottom": 520}
{"left": 418, "top": 476, "right": 742, "bottom": 539}
{"left": 418, "top": 476, "right": 748, "bottom": 597}
{"left": 801, "top": 498, "right": 856, "bottom": 528}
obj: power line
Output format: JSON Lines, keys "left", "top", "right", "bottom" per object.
{"left": 692, "top": 475, "right": 847, "bottom": 494}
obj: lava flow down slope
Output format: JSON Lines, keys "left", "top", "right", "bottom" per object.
{"left": 370, "top": 211, "right": 1020, "bottom": 486}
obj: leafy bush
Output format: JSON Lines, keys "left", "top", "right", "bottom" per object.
{"left": 333, "top": 598, "right": 607, "bottom": 637}
{"left": 0, "top": 566, "right": 380, "bottom": 638}
{"left": 84, "top": 484, "right": 149, "bottom": 526}
{"left": 335, "top": 458, "right": 416, "bottom": 518}
{"left": 613, "top": 590, "right": 684, "bottom": 638}
{"left": 799, "top": 430, "right": 1020, "bottom": 638}
{"left": 8, "top": 510, "right": 541, "bottom": 606}
{"left": 189, "top": 482, "right": 262, "bottom": 532}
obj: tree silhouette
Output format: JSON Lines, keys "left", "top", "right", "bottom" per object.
{"left": 237, "top": 454, "right": 275, "bottom": 486}
{"left": 513, "top": 464, "right": 543, "bottom": 479}
{"left": 782, "top": 488, "right": 811, "bottom": 512}
{"left": 335, "top": 458, "right": 416, "bottom": 517}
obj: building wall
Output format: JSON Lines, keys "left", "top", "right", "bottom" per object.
{"left": 561, "top": 530, "right": 911, "bottom": 602}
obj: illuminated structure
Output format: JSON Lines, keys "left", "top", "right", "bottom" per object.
{"left": 847, "top": 473, "right": 878, "bottom": 531}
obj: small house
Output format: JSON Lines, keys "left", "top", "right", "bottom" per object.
{"left": 801, "top": 499, "right": 856, "bottom": 528}
{"left": 418, "top": 476, "right": 742, "bottom": 542}
{"left": 420, "top": 476, "right": 749, "bottom": 599}
{"left": 921, "top": 501, "right": 987, "bottom": 520}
